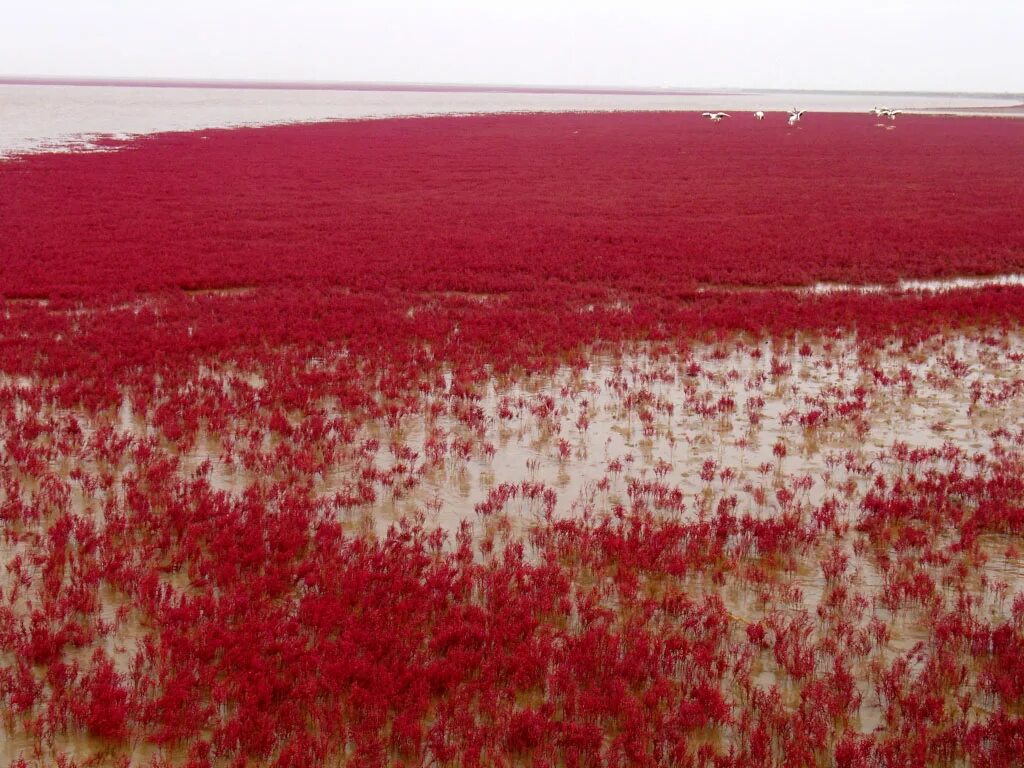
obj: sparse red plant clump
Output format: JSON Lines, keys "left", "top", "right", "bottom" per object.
{"left": 1, "top": 113, "right": 1024, "bottom": 766}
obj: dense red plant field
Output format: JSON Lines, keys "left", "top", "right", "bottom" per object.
{"left": 1, "top": 113, "right": 1024, "bottom": 767}
{"left": 3, "top": 112, "right": 1024, "bottom": 300}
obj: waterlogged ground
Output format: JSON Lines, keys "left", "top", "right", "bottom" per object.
{"left": 2, "top": 111, "right": 1024, "bottom": 766}
{"left": 2, "top": 326, "right": 1023, "bottom": 766}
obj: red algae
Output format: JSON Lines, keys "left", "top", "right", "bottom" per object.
{"left": 1, "top": 113, "right": 1024, "bottom": 766}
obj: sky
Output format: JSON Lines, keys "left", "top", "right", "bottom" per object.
{"left": 2, "top": 0, "right": 1021, "bottom": 93}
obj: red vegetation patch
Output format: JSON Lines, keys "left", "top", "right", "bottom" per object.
{"left": 2, "top": 112, "right": 1024, "bottom": 299}
{"left": 1, "top": 114, "right": 1024, "bottom": 766}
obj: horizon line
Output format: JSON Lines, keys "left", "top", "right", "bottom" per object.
{"left": 1, "top": 75, "right": 1021, "bottom": 100}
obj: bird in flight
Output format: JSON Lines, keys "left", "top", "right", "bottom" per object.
{"left": 702, "top": 112, "right": 731, "bottom": 122}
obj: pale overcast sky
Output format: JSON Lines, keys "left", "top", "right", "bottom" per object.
{"left": 2, "top": 0, "right": 1021, "bottom": 93}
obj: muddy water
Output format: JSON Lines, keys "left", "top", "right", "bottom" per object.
{"left": 293, "top": 332, "right": 1020, "bottom": 537}
{"left": 2, "top": 328, "right": 1023, "bottom": 765}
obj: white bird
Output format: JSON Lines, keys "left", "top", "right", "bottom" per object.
{"left": 881, "top": 109, "right": 902, "bottom": 120}
{"left": 787, "top": 114, "right": 800, "bottom": 126}
{"left": 754, "top": 111, "right": 765, "bottom": 121}
{"left": 870, "top": 106, "right": 887, "bottom": 117}
{"left": 702, "top": 111, "right": 731, "bottom": 122}
{"left": 787, "top": 108, "right": 807, "bottom": 121}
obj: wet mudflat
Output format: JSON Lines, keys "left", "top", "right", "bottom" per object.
{"left": 3, "top": 326, "right": 1023, "bottom": 766}
{"left": 3, "top": 110, "right": 1024, "bottom": 765}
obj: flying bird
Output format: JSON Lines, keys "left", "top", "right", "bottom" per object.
{"left": 787, "top": 108, "right": 807, "bottom": 121}
{"left": 881, "top": 109, "right": 902, "bottom": 120}
{"left": 702, "top": 112, "right": 731, "bottom": 122}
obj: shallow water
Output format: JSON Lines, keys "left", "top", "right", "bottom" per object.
{"left": 807, "top": 273, "right": 1024, "bottom": 295}
{"left": 2, "top": 326, "right": 1023, "bottom": 765}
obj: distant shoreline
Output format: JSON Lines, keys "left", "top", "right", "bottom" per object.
{"left": 909, "top": 103, "right": 1024, "bottom": 114}
{"left": 0, "top": 76, "right": 722, "bottom": 97}
{"left": 1, "top": 76, "right": 1020, "bottom": 101}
